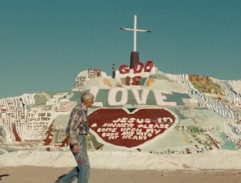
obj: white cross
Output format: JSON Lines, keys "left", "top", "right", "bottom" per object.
{"left": 120, "top": 15, "right": 151, "bottom": 52}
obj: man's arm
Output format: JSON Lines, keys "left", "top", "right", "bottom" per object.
{"left": 67, "top": 109, "right": 78, "bottom": 146}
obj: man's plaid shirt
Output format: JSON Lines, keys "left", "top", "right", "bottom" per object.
{"left": 66, "top": 104, "right": 89, "bottom": 145}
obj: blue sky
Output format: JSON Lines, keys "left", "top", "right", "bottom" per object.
{"left": 1, "top": 0, "right": 241, "bottom": 99}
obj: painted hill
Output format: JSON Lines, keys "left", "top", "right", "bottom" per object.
{"left": 1, "top": 60, "right": 241, "bottom": 155}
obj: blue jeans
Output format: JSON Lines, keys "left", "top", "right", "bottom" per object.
{"left": 59, "top": 135, "right": 90, "bottom": 183}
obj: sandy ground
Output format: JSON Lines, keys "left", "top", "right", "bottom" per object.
{"left": 1, "top": 166, "right": 241, "bottom": 183}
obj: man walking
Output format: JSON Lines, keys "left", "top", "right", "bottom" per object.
{"left": 57, "top": 91, "right": 95, "bottom": 183}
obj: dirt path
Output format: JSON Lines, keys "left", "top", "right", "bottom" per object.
{"left": 1, "top": 166, "right": 241, "bottom": 183}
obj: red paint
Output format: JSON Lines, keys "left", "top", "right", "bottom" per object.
{"left": 88, "top": 108, "right": 176, "bottom": 148}
{"left": 126, "top": 76, "right": 142, "bottom": 86}
{"left": 119, "top": 61, "right": 155, "bottom": 75}
{"left": 144, "top": 60, "right": 154, "bottom": 72}
{"left": 133, "top": 62, "right": 144, "bottom": 73}
{"left": 12, "top": 123, "right": 21, "bottom": 142}
{"left": 119, "top": 64, "right": 130, "bottom": 74}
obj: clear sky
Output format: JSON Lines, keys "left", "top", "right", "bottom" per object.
{"left": 1, "top": 0, "right": 241, "bottom": 99}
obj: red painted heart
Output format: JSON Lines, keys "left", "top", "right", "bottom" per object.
{"left": 88, "top": 108, "right": 177, "bottom": 148}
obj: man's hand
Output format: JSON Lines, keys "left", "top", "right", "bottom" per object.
{"left": 71, "top": 144, "right": 80, "bottom": 154}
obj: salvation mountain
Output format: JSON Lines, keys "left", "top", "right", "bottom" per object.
{"left": 0, "top": 60, "right": 241, "bottom": 154}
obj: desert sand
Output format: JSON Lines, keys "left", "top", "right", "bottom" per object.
{"left": 1, "top": 166, "right": 241, "bottom": 183}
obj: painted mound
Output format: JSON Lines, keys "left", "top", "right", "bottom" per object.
{"left": 0, "top": 60, "right": 241, "bottom": 154}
